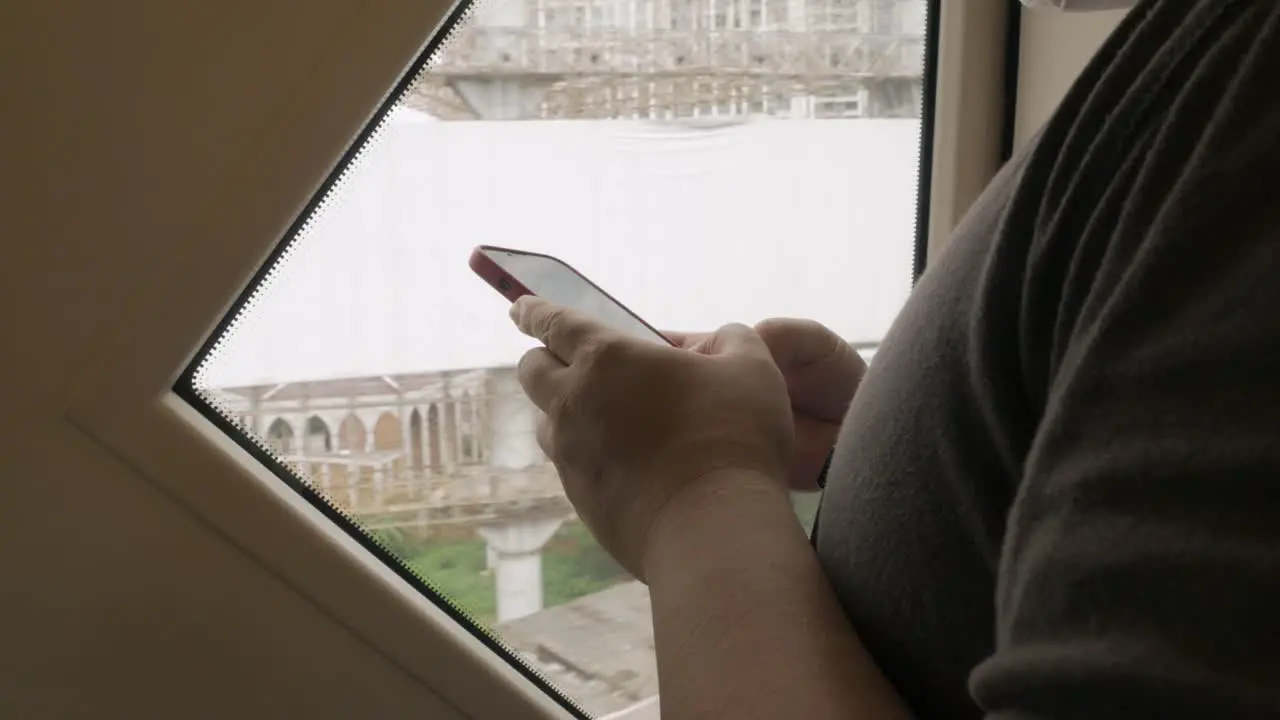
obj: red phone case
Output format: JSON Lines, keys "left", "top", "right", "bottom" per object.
{"left": 468, "top": 245, "right": 674, "bottom": 346}
{"left": 468, "top": 245, "right": 534, "bottom": 303}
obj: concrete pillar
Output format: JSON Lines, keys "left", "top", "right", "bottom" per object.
{"left": 487, "top": 372, "right": 543, "bottom": 471}
{"left": 787, "top": 0, "right": 806, "bottom": 30}
{"left": 785, "top": 0, "right": 809, "bottom": 120}
{"left": 451, "top": 80, "right": 555, "bottom": 121}
{"left": 401, "top": 409, "right": 414, "bottom": 466}
{"left": 443, "top": 400, "right": 458, "bottom": 470}
{"left": 454, "top": 401, "right": 466, "bottom": 463}
{"left": 790, "top": 95, "right": 810, "bottom": 119}
{"left": 372, "top": 465, "right": 385, "bottom": 507}
{"left": 450, "top": 0, "right": 554, "bottom": 121}
{"left": 476, "top": 516, "right": 564, "bottom": 623}
{"left": 249, "top": 398, "right": 262, "bottom": 436}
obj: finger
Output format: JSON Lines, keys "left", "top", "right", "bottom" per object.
{"left": 516, "top": 347, "right": 570, "bottom": 413}
{"left": 510, "top": 296, "right": 612, "bottom": 364}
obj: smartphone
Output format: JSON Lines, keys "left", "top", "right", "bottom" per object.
{"left": 469, "top": 245, "right": 673, "bottom": 346}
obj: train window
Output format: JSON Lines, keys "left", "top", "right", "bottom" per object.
{"left": 176, "top": 0, "right": 938, "bottom": 715}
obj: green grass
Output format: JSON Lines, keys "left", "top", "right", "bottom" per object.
{"left": 367, "top": 495, "right": 822, "bottom": 628}
{"left": 405, "top": 538, "right": 498, "bottom": 625}
{"left": 542, "top": 522, "right": 628, "bottom": 607}
{"left": 369, "top": 521, "right": 629, "bottom": 628}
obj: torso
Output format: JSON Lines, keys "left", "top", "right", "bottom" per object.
{"left": 815, "top": 2, "right": 1280, "bottom": 715}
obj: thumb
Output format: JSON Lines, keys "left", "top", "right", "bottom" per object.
{"left": 754, "top": 318, "right": 847, "bottom": 371}
{"left": 703, "top": 323, "right": 772, "bottom": 359}
{"left": 662, "top": 330, "right": 708, "bottom": 350}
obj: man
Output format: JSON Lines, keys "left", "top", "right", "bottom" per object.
{"left": 512, "top": 1, "right": 1280, "bottom": 717}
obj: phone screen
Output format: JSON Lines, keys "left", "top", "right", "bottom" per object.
{"left": 482, "top": 248, "right": 670, "bottom": 345}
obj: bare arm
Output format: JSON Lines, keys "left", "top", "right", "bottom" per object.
{"left": 641, "top": 471, "right": 912, "bottom": 720}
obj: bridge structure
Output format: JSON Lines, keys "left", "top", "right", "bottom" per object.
{"left": 406, "top": 0, "right": 926, "bottom": 120}
{"left": 283, "top": 453, "right": 571, "bottom": 531}
{"left": 206, "top": 342, "right": 879, "bottom": 623}
{"left": 207, "top": 366, "right": 574, "bottom": 624}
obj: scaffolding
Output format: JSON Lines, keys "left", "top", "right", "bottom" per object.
{"left": 405, "top": 0, "right": 926, "bottom": 120}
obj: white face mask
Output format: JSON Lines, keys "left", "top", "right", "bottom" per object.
{"left": 1021, "top": 0, "right": 1140, "bottom": 10}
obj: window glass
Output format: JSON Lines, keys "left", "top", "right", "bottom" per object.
{"left": 179, "top": 0, "right": 934, "bottom": 715}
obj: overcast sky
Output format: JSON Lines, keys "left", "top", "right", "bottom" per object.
{"left": 201, "top": 108, "right": 920, "bottom": 388}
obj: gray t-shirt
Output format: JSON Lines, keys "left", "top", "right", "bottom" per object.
{"left": 815, "top": 2, "right": 1280, "bottom": 717}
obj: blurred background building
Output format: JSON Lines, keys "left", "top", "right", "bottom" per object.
{"left": 409, "top": 0, "right": 926, "bottom": 120}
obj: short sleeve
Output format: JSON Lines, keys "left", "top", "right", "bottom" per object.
{"left": 970, "top": 12, "right": 1280, "bottom": 718}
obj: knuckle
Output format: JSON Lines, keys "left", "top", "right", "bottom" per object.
{"left": 579, "top": 335, "right": 628, "bottom": 370}
{"left": 541, "top": 306, "right": 572, "bottom": 343}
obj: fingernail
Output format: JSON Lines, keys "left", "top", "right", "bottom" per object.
{"left": 509, "top": 295, "right": 528, "bottom": 321}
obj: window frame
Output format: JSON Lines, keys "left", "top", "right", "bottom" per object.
{"left": 63, "top": 0, "right": 1013, "bottom": 717}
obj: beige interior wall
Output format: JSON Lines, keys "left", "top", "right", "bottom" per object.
{"left": 926, "top": 0, "right": 1014, "bottom": 255}
{"left": 1, "top": 2, "right": 560, "bottom": 718}
{"left": 1014, "top": 6, "right": 1130, "bottom": 150}
{"left": 926, "top": 3, "right": 1127, "bottom": 256}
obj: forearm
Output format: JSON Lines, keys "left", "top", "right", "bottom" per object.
{"left": 642, "top": 471, "right": 912, "bottom": 720}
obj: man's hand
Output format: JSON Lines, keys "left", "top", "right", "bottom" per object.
{"left": 513, "top": 299, "right": 908, "bottom": 719}
{"left": 510, "top": 296, "right": 794, "bottom": 580}
{"left": 669, "top": 319, "right": 866, "bottom": 490}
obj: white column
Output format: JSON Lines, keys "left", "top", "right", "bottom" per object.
{"left": 787, "top": 0, "right": 805, "bottom": 30}
{"left": 349, "top": 466, "right": 358, "bottom": 509}
{"left": 476, "top": 516, "right": 564, "bottom": 623}
{"left": 457, "top": 400, "right": 470, "bottom": 463}
{"left": 487, "top": 372, "right": 543, "bottom": 471}
{"left": 372, "top": 465, "right": 385, "bottom": 507}
{"left": 401, "top": 409, "right": 414, "bottom": 465}
{"left": 443, "top": 400, "right": 458, "bottom": 470}
{"left": 450, "top": 0, "right": 553, "bottom": 122}
{"left": 788, "top": 0, "right": 807, "bottom": 121}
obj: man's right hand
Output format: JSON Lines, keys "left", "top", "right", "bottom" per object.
{"left": 666, "top": 318, "right": 866, "bottom": 490}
